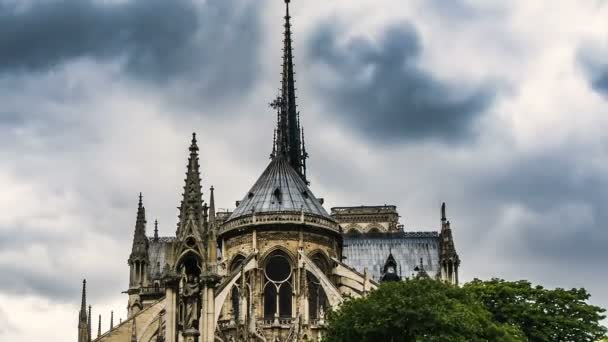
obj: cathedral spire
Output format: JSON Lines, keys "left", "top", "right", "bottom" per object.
{"left": 177, "top": 133, "right": 204, "bottom": 233}
{"left": 271, "top": 0, "right": 308, "bottom": 184}
{"left": 441, "top": 202, "right": 447, "bottom": 223}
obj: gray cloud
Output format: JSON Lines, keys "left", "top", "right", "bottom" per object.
{"left": 307, "top": 23, "right": 496, "bottom": 144}
{"left": 578, "top": 44, "right": 608, "bottom": 98}
{"left": 0, "top": 0, "right": 261, "bottom": 103}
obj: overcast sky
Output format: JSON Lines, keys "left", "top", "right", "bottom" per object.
{"left": 0, "top": 0, "right": 607, "bottom": 340}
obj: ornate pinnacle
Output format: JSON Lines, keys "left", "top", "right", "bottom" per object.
{"left": 178, "top": 133, "right": 204, "bottom": 234}
{"left": 441, "top": 202, "right": 446, "bottom": 222}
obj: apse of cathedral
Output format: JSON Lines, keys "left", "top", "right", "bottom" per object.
{"left": 77, "top": 1, "right": 460, "bottom": 341}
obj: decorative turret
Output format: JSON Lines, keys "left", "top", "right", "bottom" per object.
{"left": 129, "top": 193, "right": 149, "bottom": 288}
{"left": 270, "top": 0, "right": 308, "bottom": 184}
{"left": 438, "top": 203, "right": 460, "bottom": 285}
{"left": 154, "top": 219, "right": 159, "bottom": 242}
{"left": 78, "top": 279, "right": 89, "bottom": 342}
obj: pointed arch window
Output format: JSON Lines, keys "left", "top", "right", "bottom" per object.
{"left": 307, "top": 253, "right": 329, "bottom": 320}
{"left": 263, "top": 251, "right": 293, "bottom": 319}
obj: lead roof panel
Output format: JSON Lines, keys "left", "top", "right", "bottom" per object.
{"left": 343, "top": 233, "right": 441, "bottom": 281}
{"left": 228, "top": 157, "right": 330, "bottom": 221}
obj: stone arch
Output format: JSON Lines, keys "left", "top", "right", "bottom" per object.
{"left": 229, "top": 253, "right": 247, "bottom": 272}
{"left": 260, "top": 245, "right": 297, "bottom": 267}
{"left": 344, "top": 223, "right": 363, "bottom": 235}
{"left": 174, "top": 249, "right": 204, "bottom": 273}
{"left": 365, "top": 223, "right": 384, "bottom": 233}
{"left": 307, "top": 249, "right": 331, "bottom": 274}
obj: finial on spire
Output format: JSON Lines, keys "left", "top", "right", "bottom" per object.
{"left": 441, "top": 202, "right": 446, "bottom": 222}
{"left": 190, "top": 132, "right": 198, "bottom": 151}
{"left": 98, "top": 314, "right": 101, "bottom": 337}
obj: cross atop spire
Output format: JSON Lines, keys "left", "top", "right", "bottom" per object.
{"left": 271, "top": 0, "right": 308, "bottom": 184}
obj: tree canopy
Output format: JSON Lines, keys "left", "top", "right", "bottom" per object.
{"left": 463, "top": 279, "right": 607, "bottom": 342}
{"left": 324, "top": 279, "right": 607, "bottom": 342}
{"left": 324, "top": 279, "right": 522, "bottom": 342}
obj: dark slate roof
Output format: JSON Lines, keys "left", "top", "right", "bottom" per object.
{"left": 343, "top": 232, "right": 441, "bottom": 281}
{"left": 227, "top": 157, "right": 330, "bottom": 221}
{"left": 148, "top": 237, "right": 175, "bottom": 280}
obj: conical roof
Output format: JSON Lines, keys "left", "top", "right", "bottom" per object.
{"left": 227, "top": 156, "right": 330, "bottom": 221}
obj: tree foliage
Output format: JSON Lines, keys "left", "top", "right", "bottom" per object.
{"left": 324, "top": 279, "right": 522, "bottom": 342}
{"left": 464, "top": 279, "right": 607, "bottom": 342}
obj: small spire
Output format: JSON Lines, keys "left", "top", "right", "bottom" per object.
{"left": 208, "top": 186, "right": 216, "bottom": 226}
{"left": 98, "top": 314, "right": 101, "bottom": 337}
{"left": 80, "top": 279, "right": 87, "bottom": 316}
{"left": 177, "top": 133, "right": 204, "bottom": 235}
{"left": 88, "top": 305, "right": 92, "bottom": 342}
{"left": 78, "top": 279, "right": 88, "bottom": 342}
{"left": 154, "top": 220, "right": 159, "bottom": 241}
{"left": 441, "top": 202, "right": 447, "bottom": 222}
{"left": 110, "top": 311, "right": 114, "bottom": 329}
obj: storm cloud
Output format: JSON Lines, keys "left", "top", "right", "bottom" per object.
{"left": 307, "top": 23, "right": 496, "bottom": 144}
{"left": 0, "top": 0, "right": 261, "bottom": 102}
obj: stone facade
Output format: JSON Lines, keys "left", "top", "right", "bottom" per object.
{"left": 77, "top": 2, "right": 460, "bottom": 341}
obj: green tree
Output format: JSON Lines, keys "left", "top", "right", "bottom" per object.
{"left": 463, "top": 279, "right": 607, "bottom": 342}
{"left": 324, "top": 279, "right": 522, "bottom": 342}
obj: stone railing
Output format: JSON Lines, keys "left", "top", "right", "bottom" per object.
{"left": 220, "top": 211, "right": 339, "bottom": 234}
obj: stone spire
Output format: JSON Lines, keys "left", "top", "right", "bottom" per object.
{"left": 209, "top": 186, "right": 216, "bottom": 225}
{"left": 129, "top": 193, "right": 149, "bottom": 288}
{"left": 439, "top": 202, "right": 460, "bottom": 285}
{"left": 97, "top": 314, "right": 101, "bottom": 338}
{"left": 271, "top": 0, "right": 308, "bottom": 184}
{"left": 130, "top": 193, "right": 148, "bottom": 258}
{"left": 177, "top": 133, "right": 204, "bottom": 235}
{"left": 87, "top": 305, "right": 93, "bottom": 342}
{"left": 78, "top": 280, "right": 89, "bottom": 342}
{"left": 110, "top": 311, "right": 114, "bottom": 329}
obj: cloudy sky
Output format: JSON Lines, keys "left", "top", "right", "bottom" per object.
{"left": 0, "top": 0, "right": 607, "bottom": 340}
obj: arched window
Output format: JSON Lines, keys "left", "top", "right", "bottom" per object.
{"left": 308, "top": 253, "right": 329, "bottom": 320}
{"left": 230, "top": 255, "right": 246, "bottom": 321}
{"left": 263, "top": 251, "right": 293, "bottom": 319}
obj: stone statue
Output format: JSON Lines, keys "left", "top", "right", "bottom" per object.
{"left": 182, "top": 274, "right": 200, "bottom": 329}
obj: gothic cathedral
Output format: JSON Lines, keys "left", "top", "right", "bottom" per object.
{"left": 77, "top": 1, "right": 460, "bottom": 341}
